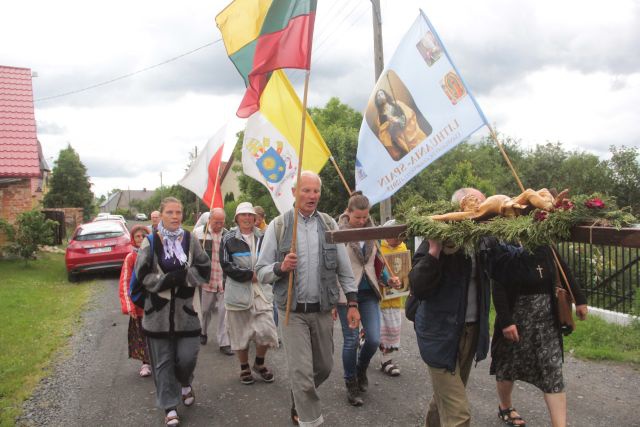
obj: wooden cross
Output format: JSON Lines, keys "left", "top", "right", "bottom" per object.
{"left": 536, "top": 264, "right": 544, "bottom": 278}
{"left": 324, "top": 224, "right": 640, "bottom": 248}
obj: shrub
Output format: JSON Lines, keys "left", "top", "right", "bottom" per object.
{"left": 7, "top": 210, "right": 58, "bottom": 261}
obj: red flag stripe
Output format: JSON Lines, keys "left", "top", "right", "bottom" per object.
{"left": 202, "top": 144, "right": 224, "bottom": 209}
{"left": 236, "top": 12, "right": 315, "bottom": 118}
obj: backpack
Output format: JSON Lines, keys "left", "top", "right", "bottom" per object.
{"left": 129, "top": 233, "right": 154, "bottom": 309}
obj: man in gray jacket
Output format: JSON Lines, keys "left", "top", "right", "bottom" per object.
{"left": 256, "top": 171, "right": 360, "bottom": 427}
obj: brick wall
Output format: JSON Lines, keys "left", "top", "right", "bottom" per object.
{"left": 0, "top": 179, "right": 33, "bottom": 224}
{"left": 0, "top": 179, "right": 33, "bottom": 245}
{"left": 0, "top": 180, "right": 83, "bottom": 245}
{"left": 42, "top": 207, "right": 84, "bottom": 233}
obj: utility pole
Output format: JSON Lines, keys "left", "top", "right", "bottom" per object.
{"left": 371, "top": 0, "right": 392, "bottom": 222}
{"left": 160, "top": 171, "right": 163, "bottom": 188}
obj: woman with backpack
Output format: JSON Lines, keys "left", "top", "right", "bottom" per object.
{"left": 134, "top": 197, "right": 211, "bottom": 427}
{"left": 118, "top": 224, "right": 152, "bottom": 377}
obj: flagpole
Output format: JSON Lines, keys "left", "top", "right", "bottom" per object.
{"left": 486, "top": 124, "right": 525, "bottom": 193}
{"left": 284, "top": 70, "right": 312, "bottom": 326}
{"left": 484, "top": 124, "right": 576, "bottom": 304}
{"left": 200, "top": 155, "right": 225, "bottom": 249}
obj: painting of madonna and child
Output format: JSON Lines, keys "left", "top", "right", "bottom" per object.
{"left": 364, "top": 70, "right": 432, "bottom": 161}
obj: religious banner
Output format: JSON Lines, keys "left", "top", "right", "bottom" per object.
{"left": 216, "top": 0, "right": 317, "bottom": 118}
{"left": 355, "top": 10, "right": 488, "bottom": 205}
{"left": 242, "top": 70, "right": 331, "bottom": 213}
{"left": 178, "top": 124, "right": 227, "bottom": 209}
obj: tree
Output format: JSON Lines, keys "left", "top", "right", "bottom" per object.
{"left": 310, "top": 98, "right": 362, "bottom": 217}
{"left": 43, "top": 144, "right": 94, "bottom": 220}
{"left": 607, "top": 145, "right": 640, "bottom": 213}
{"left": 441, "top": 160, "right": 495, "bottom": 197}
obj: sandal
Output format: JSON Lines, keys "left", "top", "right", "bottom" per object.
{"left": 381, "top": 360, "right": 400, "bottom": 377}
{"left": 252, "top": 364, "right": 275, "bottom": 383}
{"left": 498, "top": 406, "right": 526, "bottom": 427}
{"left": 240, "top": 368, "right": 255, "bottom": 385}
{"left": 139, "top": 363, "right": 152, "bottom": 377}
{"left": 165, "top": 409, "right": 180, "bottom": 427}
{"left": 181, "top": 386, "right": 195, "bottom": 406}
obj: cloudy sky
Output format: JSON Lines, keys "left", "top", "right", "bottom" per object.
{"left": 2, "top": 0, "right": 639, "bottom": 197}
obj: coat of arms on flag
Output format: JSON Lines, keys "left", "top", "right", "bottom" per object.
{"left": 242, "top": 70, "right": 330, "bottom": 213}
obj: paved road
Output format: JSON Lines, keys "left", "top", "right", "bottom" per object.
{"left": 18, "top": 277, "right": 639, "bottom": 426}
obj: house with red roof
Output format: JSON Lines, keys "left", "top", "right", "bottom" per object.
{"left": 0, "top": 65, "right": 49, "bottom": 226}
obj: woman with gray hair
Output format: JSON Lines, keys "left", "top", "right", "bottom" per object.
{"left": 134, "top": 197, "right": 211, "bottom": 427}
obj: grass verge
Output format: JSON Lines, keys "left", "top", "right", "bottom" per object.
{"left": 565, "top": 315, "right": 640, "bottom": 364}
{"left": 0, "top": 253, "right": 93, "bottom": 426}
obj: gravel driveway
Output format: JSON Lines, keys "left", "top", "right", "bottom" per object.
{"left": 17, "top": 277, "right": 639, "bottom": 426}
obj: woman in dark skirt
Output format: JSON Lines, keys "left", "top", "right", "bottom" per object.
{"left": 118, "top": 225, "right": 152, "bottom": 377}
{"left": 489, "top": 244, "right": 588, "bottom": 427}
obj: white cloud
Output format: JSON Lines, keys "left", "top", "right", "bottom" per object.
{"left": 2, "top": 0, "right": 638, "bottom": 199}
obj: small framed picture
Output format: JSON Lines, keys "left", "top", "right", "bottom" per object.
{"left": 382, "top": 250, "right": 411, "bottom": 300}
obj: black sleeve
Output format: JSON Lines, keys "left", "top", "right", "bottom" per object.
{"left": 491, "top": 278, "right": 514, "bottom": 330}
{"left": 408, "top": 240, "right": 442, "bottom": 300}
{"left": 219, "top": 235, "right": 255, "bottom": 283}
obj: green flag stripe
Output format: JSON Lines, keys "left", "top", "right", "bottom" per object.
{"left": 229, "top": 40, "right": 257, "bottom": 85}
{"left": 259, "top": 0, "right": 316, "bottom": 36}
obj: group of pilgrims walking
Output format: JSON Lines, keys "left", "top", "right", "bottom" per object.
{"left": 117, "top": 171, "right": 588, "bottom": 427}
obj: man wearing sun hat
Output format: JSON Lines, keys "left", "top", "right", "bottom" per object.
{"left": 220, "top": 202, "right": 279, "bottom": 385}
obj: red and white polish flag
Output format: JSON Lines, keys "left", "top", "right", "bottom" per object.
{"left": 178, "top": 124, "right": 227, "bottom": 209}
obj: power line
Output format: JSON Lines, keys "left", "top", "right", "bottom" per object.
{"left": 34, "top": 39, "right": 222, "bottom": 103}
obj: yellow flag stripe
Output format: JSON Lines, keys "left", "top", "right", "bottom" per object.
{"left": 215, "top": 0, "right": 273, "bottom": 55}
{"left": 259, "top": 70, "right": 331, "bottom": 173}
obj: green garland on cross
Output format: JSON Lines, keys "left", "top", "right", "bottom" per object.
{"left": 395, "top": 193, "right": 637, "bottom": 252}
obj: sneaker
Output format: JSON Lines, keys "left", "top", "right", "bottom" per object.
{"left": 240, "top": 368, "right": 255, "bottom": 385}
{"left": 200, "top": 334, "right": 207, "bottom": 345}
{"left": 219, "top": 345, "right": 234, "bottom": 356}
{"left": 356, "top": 365, "right": 368, "bottom": 392}
{"left": 139, "top": 363, "right": 152, "bottom": 377}
{"left": 345, "top": 378, "right": 363, "bottom": 406}
{"left": 252, "top": 364, "right": 275, "bottom": 383}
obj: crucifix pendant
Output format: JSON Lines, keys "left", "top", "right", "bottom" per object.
{"left": 536, "top": 264, "right": 544, "bottom": 279}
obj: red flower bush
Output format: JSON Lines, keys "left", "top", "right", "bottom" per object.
{"left": 554, "top": 199, "right": 575, "bottom": 211}
{"left": 584, "top": 198, "right": 605, "bottom": 209}
{"left": 534, "top": 210, "right": 548, "bottom": 222}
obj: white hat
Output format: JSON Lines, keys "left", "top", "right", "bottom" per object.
{"left": 383, "top": 219, "right": 397, "bottom": 227}
{"left": 235, "top": 202, "right": 256, "bottom": 218}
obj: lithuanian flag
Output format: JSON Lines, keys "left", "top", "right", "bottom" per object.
{"left": 216, "top": 0, "right": 317, "bottom": 118}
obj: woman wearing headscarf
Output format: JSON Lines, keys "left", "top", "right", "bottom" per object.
{"left": 134, "top": 197, "right": 211, "bottom": 427}
{"left": 118, "top": 224, "right": 151, "bottom": 377}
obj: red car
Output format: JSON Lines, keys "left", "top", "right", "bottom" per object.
{"left": 65, "top": 220, "right": 132, "bottom": 282}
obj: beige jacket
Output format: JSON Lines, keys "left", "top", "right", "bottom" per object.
{"left": 337, "top": 213, "right": 383, "bottom": 303}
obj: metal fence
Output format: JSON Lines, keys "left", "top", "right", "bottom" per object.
{"left": 556, "top": 242, "right": 640, "bottom": 314}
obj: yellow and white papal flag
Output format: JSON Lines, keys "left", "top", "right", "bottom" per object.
{"left": 242, "top": 70, "right": 331, "bottom": 213}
